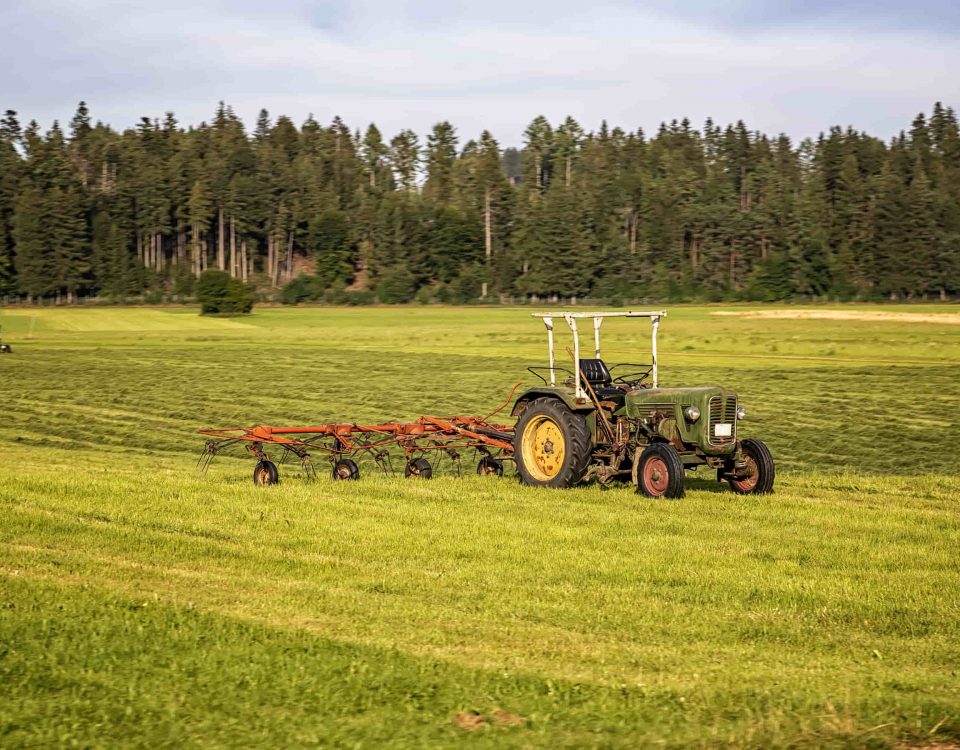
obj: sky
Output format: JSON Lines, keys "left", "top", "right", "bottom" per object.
{"left": 1, "top": 0, "right": 958, "bottom": 146}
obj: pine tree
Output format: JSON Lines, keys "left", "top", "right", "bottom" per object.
{"left": 12, "top": 187, "right": 49, "bottom": 301}
{"left": 0, "top": 111, "right": 23, "bottom": 294}
{"left": 388, "top": 129, "right": 419, "bottom": 192}
{"left": 423, "top": 122, "right": 457, "bottom": 204}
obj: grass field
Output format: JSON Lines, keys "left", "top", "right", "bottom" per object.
{"left": 1, "top": 304, "right": 959, "bottom": 748}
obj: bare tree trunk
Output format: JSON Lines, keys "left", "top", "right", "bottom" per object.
{"left": 241, "top": 240, "right": 248, "bottom": 282}
{"left": 218, "top": 208, "right": 225, "bottom": 271}
{"left": 267, "top": 236, "right": 274, "bottom": 286}
{"left": 287, "top": 231, "right": 294, "bottom": 282}
{"left": 729, "top": 243, "right": 737, "bottom": 288}
{"left": 137, "top": 234, "right": 143, "bottom": 265}
{"left": 229, "top": 216, "right": 237, "bottom": 278}
{"left": 629, "top": 212, "right": 638, "bottom": 254}
{"left": 691, "top": 236, "right": 698, "bottom": 272}
{"left": 760, "top": 235, "right": 768, "bottom": 260}
{"left": 484, "top": 187, "right": 492, "bottom": 262}
{"left": 192, "top": 224, "right": 200, "bottom": 277}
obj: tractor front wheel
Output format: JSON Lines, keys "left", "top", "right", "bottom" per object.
{"left": 635, "top": 443, "right": 685, "bottom": 499}
{"left": 728, "top": 438, "right": 775, "bottom": 494}
{"left": 253, "top": 460, "right": 279, "bottom": 486}
{"left": 514, "top": 398, "right": 591, "bottom": 489}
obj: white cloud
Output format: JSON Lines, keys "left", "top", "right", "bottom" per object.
{"left": 1, "top": 0, "right": 957, "bottom": 144}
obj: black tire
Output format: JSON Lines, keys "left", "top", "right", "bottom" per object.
{"left": 728, "top": 438, "right": 775, "bottom": 495}
{"left": 514, "top": 397, "right": 591, "bottom": 489}
{"left": 635, "top": 443, "right": 685, "bottom": 499}
{"left": 332, "top": 458, "right": 359, "bottom": 481}
{"left": 253, "top": 460, "right": 279, "bottom": 486}
{"left": 476, "top": 457, "right": 504, "bottom": 477}
{"left": 405, "top": 457, "right": 432, "bottom": 479}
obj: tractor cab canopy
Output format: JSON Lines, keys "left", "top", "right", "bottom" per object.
{"left": 530, "top": 311, "right": 667, "bottom": 399}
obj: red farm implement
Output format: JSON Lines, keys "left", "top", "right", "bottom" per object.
{"left": 198, "top": 414, "right": 515, "bottom": 485}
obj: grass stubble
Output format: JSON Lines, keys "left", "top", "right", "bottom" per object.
{"left": 0, "top": 304, "right": 958, "bottom": 748}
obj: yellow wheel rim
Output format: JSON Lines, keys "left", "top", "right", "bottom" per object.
{"left": 521, "top": 415, "right": 566, "bottom": 482}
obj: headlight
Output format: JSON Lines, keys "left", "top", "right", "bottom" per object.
{"left": 684, "top": 405, "right": 701, "bottom": 422}
{"left": 736, "top": 406, "right": 746, "bottom": 420}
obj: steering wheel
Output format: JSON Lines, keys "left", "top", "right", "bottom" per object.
{"left": 612, "top": 366, "right": 653, "bottom": 389}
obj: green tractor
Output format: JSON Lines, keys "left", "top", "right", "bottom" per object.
{"left": 511, "top": 311, "right": 774, "bottom": 498}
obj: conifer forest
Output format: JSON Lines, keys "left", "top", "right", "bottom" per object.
{"left": 0, "top": 101, "right": 958, "bottom": 304}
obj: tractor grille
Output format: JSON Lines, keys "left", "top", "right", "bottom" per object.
{"left": 708, "top": 396, "right": 737, "bottom": 445}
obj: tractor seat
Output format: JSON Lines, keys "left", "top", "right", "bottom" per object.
{"left": 579, "top": 358, "right": 627, "bottom": 404}
{"left": 579, "top": 358, "right": 613, "bottom": 386}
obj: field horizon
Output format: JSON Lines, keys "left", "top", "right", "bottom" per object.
{"left": 1, "top": 304, "right": 958, "bottom": 747}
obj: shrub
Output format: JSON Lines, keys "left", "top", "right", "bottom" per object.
{"left": 197, "top": 270, "right": 255, "bottom": 315}
{"left": 280, "top": 274, "right": 323, "bottom": 305}
{"left": 323, "top": 287, "right": 375, "bottom": 306}
{"left": 376, "top": 267, "right": 416, "bottom": 304}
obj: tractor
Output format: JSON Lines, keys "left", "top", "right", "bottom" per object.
{"left": 510, "top": 311, "right": 774, "bottom": 497}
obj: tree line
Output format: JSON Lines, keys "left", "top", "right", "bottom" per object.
{"left": 0, "top": 101, "right": 958, "bottom": 304}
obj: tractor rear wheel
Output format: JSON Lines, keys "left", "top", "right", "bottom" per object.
{"left": 728, "top": 438, "right": 775, "bottom": 494}
{"left": 635, "top": 443, "right": 685, "bottom": 498}
{"left": 514, "top": 398, "right": 591, "bottom": 489}
{"left": 332, "top": 458, "right": 359, "bottom": 480}
{"left": 253, "top": 460, "right": 279, "bottom": 486}
{"left": 405, "top": 457, "right": 433, "bottom": 479}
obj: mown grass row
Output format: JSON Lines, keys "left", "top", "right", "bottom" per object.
{"left": 1, "top": 305, "right": 959, "bottom": 747}
{"left": 2, "top": 444, "right": 959, "bottom": 747}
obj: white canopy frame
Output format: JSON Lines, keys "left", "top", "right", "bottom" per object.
{"left": 531, "top": 311, "right": 667, "bottom": 397}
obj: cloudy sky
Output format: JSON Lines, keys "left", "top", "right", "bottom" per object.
{"left": 2, "top": 0, "right": 958, "bottom": 144}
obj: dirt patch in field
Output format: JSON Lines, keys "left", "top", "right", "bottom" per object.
{"left": 711, "top": 310, "right": 960, "bottom": 325}
{"left": 491, "top": 709, "right": 525, "bottom": 727}
{"left": 453, "top": 711, "right": 488, "bottom": 731}
{"left": 453, "top": 709, "right": 525, "bottom": 731}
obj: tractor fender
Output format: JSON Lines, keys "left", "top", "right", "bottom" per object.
{"left": 511, "top": 388, "right": 595, "bottom": 417}
{"left": 512, "top": 389, "right": 599, "bottom": 449}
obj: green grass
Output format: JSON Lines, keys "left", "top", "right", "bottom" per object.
{"left": 1, "top": 304, "right": 959, "bottom": 747}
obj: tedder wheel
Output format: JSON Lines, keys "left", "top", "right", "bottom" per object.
{"left": 476, "top": 457, "right": 504, "bottom": 476}
{"left": 728, "top": 438, "right": 775, "bottom": 495}
{"left": 514, "top": 397, "right": 591, "bottom": 489}
{"left": 635, "top": 443, "right": 685, "bottom": 499}
{"left": 332, "top": 458, "right": 360, "bottom": 481}
{"left": 253, "top": 460, "right": 279, "bottom": 486}
{"left": 405, "top": 457, "right": 433, "bottom": 479}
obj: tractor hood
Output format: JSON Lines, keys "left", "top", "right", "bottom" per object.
{"left": 624, "top": 384, "right": 740, "bottom": 454}
{"left": 624, "top": 385, "right": 736, "bottom": 412}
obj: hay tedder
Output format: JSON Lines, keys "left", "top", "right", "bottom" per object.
{"left": 198, "top": 413, "right": 516, "bottom": 486}
{"left": 198, "top": 310, "right": 774, "bottom": 497}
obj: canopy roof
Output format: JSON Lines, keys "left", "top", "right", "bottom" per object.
{"left": 531, "top": 311, "right": 667, "bottom": 319}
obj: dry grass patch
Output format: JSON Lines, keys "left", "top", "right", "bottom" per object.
{"left": 712, "top": 309, "right": 960, "bottom": 324}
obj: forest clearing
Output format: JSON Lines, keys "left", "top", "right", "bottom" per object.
{"left": 0, "top": 304, "right": 958, "bottom": 747}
